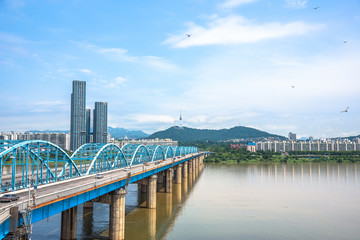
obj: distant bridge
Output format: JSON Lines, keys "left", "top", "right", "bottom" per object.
{"left": 0, "top": 140, "right": 208, "bottom": 239}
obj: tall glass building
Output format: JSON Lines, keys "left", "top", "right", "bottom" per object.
{"left": 70, "top": 80, "right": 86, "bottom": 151}
{"left": 86, "top": 109, "right": 91, "bottom": 143}
{"left": 93, "top": 102, "right": 108, "bottom": 143}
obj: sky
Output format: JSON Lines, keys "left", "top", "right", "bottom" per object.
{"left": 0, "top": 0, "right": 360, "bottom": 138}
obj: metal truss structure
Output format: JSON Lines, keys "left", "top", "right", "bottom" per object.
{"left": 0, "top": 140, "right": 198, "bottom": 192}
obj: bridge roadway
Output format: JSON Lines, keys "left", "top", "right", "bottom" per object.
{"left": 0, "top": 152, "right": 203, "bottom": 239}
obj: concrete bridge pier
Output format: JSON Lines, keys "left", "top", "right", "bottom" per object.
{"left": 182, "top": 161, "right": 188, "bottom": 178}
{"left": 165, "top": 168, "right": 173, "bottom": 193}
{"left": 157, "top": 171, "right": 165, "bottom": 192}
{"left": 175, "top": 164, "right": 182, "bottom": 184}
{"left": 138, "top": 178, "right": 150, "bottom": 205}
{"left": 60, "top": 206, "right": 77, "bottom": 240}
{"left": 109, "top": 188, "right": 127, "bottom": 240}
{"left": 188, "top": 160, "right": 193, "bottom": 176}
{"left": 146, "top": 175, "right": 157, "bottom": 209}
{"left": 82, "top": 201, "right": 94, "bottom": 236}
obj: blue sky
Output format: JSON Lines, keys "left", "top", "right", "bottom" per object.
{"left": 1, "top": 0, "right": 360, "bottom": 138}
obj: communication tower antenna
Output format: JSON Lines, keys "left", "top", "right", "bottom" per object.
{"left": 179, "top": 110, "right": 183, "bottom": 129}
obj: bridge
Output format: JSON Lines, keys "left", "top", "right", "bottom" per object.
{"left": 0, "top": 140, "right": 208, "bottom": 239}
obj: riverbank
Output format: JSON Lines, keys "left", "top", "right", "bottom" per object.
{"left": 204, "top": 149, "right": 360, "bottom": 163}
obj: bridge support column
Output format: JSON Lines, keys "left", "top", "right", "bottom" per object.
{"left": 146, "top": 175, "right": 157, "bottom": 209}
{"left": 157, "top": 172, "right": 164, "bottom": 192}
{"left": 83, "top": 201, "right": 94, "bottom": 236}
{"left": 60, "top": 206, "right": 78, "bottom": 240}
{"left": 138, "top": 180, "right": 147, "bottom": 205}
{"left": 165, "top": 168, "right": 173, "bottom": 193}
{"left": 109, "top": 188, "right": 126, "bottom": 240}
{"left": 188, "top": 160, "right": 193, "bottom": 175}
{"left": 192, "top": 159, "right": 196, "bottom": 182}
{"left": 183, "top": 161, "right": 188, "bottom": 178}
{"left": 175, "top": 164, "right": 182, "bottom": 184}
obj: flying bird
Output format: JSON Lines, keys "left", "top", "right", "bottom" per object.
{"left": 343, "top": 41, "right": 348, "bottom": 43}
{"left": 186, "top": 34, "right": 191, "bottom": 37}
{"left": 291, "top": 85, "right": 295, "bottom": 89}
{"left": 341, "top": 106, "right": 349, "bottom": 113}
{"left": 313, "top": 7, "right": 319, "bottom": 10}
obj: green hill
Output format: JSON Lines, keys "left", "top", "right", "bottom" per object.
{"left": 147, "top": 126, "right": 285, "bottom": 142}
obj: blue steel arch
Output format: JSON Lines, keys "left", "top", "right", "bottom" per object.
{"left": 146, "top": 145, "right": 165, "bottom": 162}
{"left": 121, "top": 144, "right": 151, "bottom": 166}
{"left": 172, "top": 146, "right": 181, "bottom": 157}
{"left": 85, "top": 143, "right": 127, "bottom": 174}
{"left": 162, "top": 145, "right": 175, "bottom": 158}
{"left": 0, "top": 140, "right": 82, "bottom": 192}
{"left": 69, "top": 143, "right": 104, "bottom": 174}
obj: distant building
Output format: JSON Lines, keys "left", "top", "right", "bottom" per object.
{"left": 112, "top": 138, "right": 178, "bottom": 148}
{"left": 0, "top": 132, "right": 70, "bottom": 150}
{"left": 254, "top": 139, "right": 360, "bottom": 152}
{"left": 86, "top": 109, "right": 91, "bottom": 143}
{"left": 247, "top": 143, "right": 256, "bottom": 152}
{"left": 70, "top": 80, "right": 87, "bottom": 150}
{"left": 93, "top": 102, "right": 108, "bottom": 143}
{"left": 288, "top": 132, "right": 296, "bottom": 141}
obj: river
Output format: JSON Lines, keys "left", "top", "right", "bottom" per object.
{"left": 31, "top": 162, "right": 360, "bottom": 239}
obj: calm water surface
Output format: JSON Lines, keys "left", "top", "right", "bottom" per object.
{"left": 32, "top": 163, "right": 360, "bottom": 239}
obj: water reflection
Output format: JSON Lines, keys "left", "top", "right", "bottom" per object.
{"left": 31, "top": 163, "right": 359, "bottom": 240}
{"left": 165, "top": 163, "right": 360, "bottom": 240}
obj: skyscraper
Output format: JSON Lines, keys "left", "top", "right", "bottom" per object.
{"left": 86, "top": 109, "right": 91, "bottom": 143}
{"left": 70, "top": 80, "right": 86, "bottom": 150}
{"left": 93, "top": 102, "right": 108, "bottom": 143}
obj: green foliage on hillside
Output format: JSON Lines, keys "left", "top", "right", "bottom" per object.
{"left": 148, "top": 126, "right": 285, "bottom": 142}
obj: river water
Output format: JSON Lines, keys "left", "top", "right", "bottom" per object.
{"left": 31, "top": 162, "right": 360, "bottom": 239}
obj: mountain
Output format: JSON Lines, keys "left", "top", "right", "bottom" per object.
{"left": 107, "top": 127, "right": 149, "bottom": 139}
{"left": 147, "top": 126, "right": 285, "bottom": 142}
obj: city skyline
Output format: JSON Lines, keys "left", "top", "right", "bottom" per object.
{"left": 0, "top": 0, "right": 360, "bottom": 138}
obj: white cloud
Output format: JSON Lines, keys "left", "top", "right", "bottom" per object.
{"left": 0, "top": 32, "right": 27, "bottom": 43}
{"left": 92, "top": 76, "right": 128, "bottom": 89}
{"left": 7, "top": 0, "right": 25, "bottom": 9}
{"left": 285, "top": 0, "right": 308, "bottom": 9}
{"left": 79, "top": 68, "right": 92, "bottom": 74}
{"left": 97, "top": 47, "right": 137, "bottom": 62}
{"left": 131, "top": 114, "right": 175, "bottom": 124}
{"left": 219, "top": 0, "right": 257, "bottom": 9}
{"left": 29, "top": 100, "right": 66, "bottom": 113}
{"left": 33, "top": 100, "right": 64, "bottom": 107}
{"left": 141, "top": 56, "right": 178, "bottom": 71}
{"left": 163, "top": 15, "right": 323, "bottom": 48}
{"left": 75, "top": 42, "right": 178, "bottom": 71}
